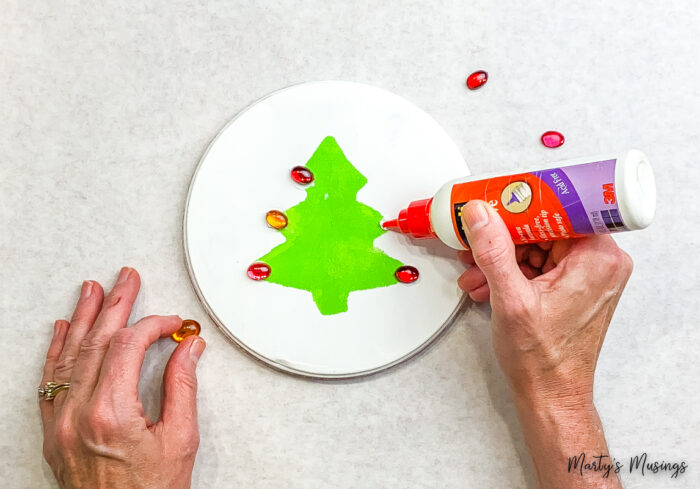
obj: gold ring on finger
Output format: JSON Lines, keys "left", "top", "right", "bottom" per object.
{"left": 38, "top": 382, "right": 70, "bottom": 401}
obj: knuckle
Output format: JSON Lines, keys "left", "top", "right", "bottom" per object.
{"left": 42, "top": 439, "right": 53, "bottom": 461}
{"left": 80, "top": 404, "right": 116, "bottom": 435}
{"left": 103, "top": 292, "right": 124, "bottom": 309}
{"left": 45, "top": 347, "right": 60, "bottom": 361}
{"left": 53, "top": 355, "right": 78, "bottom": 379}
{"left": 189, "top": 431, "right": 201, "bottom": 453}
{"left": 71, "top": 307, "right": 93, "bottom": 324}
{"left": 53, "top": 415, "right": 76, "bottom": 449}
{"left": 592, "top": 250, "right": 619, "bottom": 276}
{"left": 169, "top": 428, "right": 200, "bottom": 459}
{"left": 183, "top": 429, "right": 200, "bottom": 453}
{"left": 172, "top": 370, "right": 198, "bottom": 392}
{"left": 502, "top": 297, "right": 531, "bottom": 322}
{"left": 139, "top": 314, "right": 180, "bottom": 329}
{"left": 600, "top": 249, "right": 633, "bottom": 278}
{"left": 78, "top": 333, "right": 110, "bottom": 356}
{"left": 619, "top": 250, "right": 634, "bottom": 277}
{"left": 177, "top": 428, "right": 200, "bottom": 456}
{"left": 109, "top": 329, "right": 137, "bottom": 350}
{"left": 495, "top": 287, "right": 539, "bottom": 326}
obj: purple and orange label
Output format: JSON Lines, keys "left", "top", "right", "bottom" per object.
{"left": 450, "top": 159, "right": 627, "bottom": 248}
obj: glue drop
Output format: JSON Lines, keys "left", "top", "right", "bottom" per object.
{"left": 382, "top": 150, "right": 656, "bottom": 250}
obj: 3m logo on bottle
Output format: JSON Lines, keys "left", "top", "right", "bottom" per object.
{"left": 602, "top": 183, "right": 616, "bottom": 204}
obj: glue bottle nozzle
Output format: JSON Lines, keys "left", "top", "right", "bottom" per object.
{"left": 381, "top": 198, "right": 436, "bottom": 239}
{"left": 381, "top": 219, "right": 399, "bottom": 231}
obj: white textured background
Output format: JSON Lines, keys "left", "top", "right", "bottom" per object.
{"left": 2, "top": 1, "right": 699, "bottom": 488}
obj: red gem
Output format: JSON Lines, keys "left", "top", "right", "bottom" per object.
{"left": 466, "top": 70, "right": 488, "bottom": 90}
{"left": 395, "top": 265, "right": 420, "bottom": 284}
{"left": 247, "top": 262, "right": 271, "bottom": 280}
{"left": 291, "top": 166, "right": 314, "bottom": 184}
{"left": 541, "top": 131, "right": 565, "bottom": 148}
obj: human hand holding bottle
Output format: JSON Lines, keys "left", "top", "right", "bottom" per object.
{"left": 458, "top": 200, "right": 632, "bottom": 489}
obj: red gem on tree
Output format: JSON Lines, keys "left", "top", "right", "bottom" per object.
{"left": 541, "top": 131, "right": 565, "bottom": 148}
{"left": 395, "top": 265, "right": 420, "bottom": 283}
{"left": 291, "top": 166, "right": 314, "bottom": 184}
{"left": 466, "top": 70, "right": 488, "bottom": 90}
{"left": 247, "top": 262, "right": 271, "bottom": 280}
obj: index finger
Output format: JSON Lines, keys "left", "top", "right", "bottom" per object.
{"left": 92, "top": 315, "right": 183, "bottom": 401}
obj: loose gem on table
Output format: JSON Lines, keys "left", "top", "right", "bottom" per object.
{"left": 466, "top": 70, "right": 488, "bottom": 90}
{"left": 541, "top": 130, "right": 565, "bottom": 148}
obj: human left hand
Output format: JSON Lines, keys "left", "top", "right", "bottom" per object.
{"left": 40, "top": 267, "right": 206, "bottom": 489}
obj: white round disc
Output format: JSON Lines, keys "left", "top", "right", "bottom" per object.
{"left": 184, "top": 81, "right": 469, "bottom": 378}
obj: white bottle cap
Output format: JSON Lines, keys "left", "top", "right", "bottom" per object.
{"left": 616, "top": 150, "right": 656, "bottom": 230}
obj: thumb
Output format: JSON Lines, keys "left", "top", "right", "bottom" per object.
{"left": 461, "top": 200, "right": 527, "bottom": 299}
{"left": 161, "top": 335, "right": 205, "bottom": 437}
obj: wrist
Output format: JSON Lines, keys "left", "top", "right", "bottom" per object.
{"left": 512, "top": 394, "right": 622, "bottom": 489}
{"left": 513, "top": 388, "right": 596, "bottom": 433}
{"left": 501, "top": 354, "right": 595, "bottom": 409}
{"left": 515, "top": 380, "right": 593, "bottom": 416}
{"left": 512, "top": 370, "right": 598, "bottom": 447}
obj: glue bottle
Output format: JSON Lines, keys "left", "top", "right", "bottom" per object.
{"left": 382, "top": 150, "right": 656, "bottom": 250}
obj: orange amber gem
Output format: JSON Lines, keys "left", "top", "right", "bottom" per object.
{"left": 266, "top": 210, "right": 288, "bottom": 230}
{"left": 172, "top": 319, "right": 201, "bottom": 342}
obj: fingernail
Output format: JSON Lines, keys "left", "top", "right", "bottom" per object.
{"left": 189, "top": 337, "right": 206, "bottom": 364}
{"left": 53, "top": 321, "right": 62, "bottom": 338}
{"left": 117, "top": 267, "right": 132, "bottom": 284}
{"left": 462, "top": 201, "right": 489, "bottom": 233}
{"left": 80, "top": 281, "right": 93, "bottom": 299}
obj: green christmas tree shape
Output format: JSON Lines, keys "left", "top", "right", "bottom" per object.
{"left": 257, "top": 136, "right": 404, "bottom": 315}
